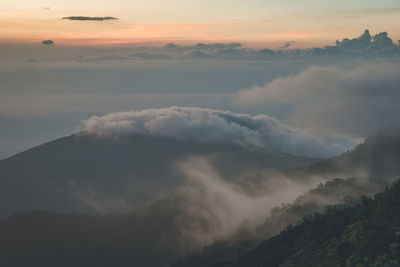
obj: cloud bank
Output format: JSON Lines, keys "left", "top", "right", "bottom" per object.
{"left": 236, "top": 63, "right": 400, "bottom": 135}
{"left": 78, "top": 30, "right": 399, "bottom": 62}
{"left": 79, "top": 107, "right": 359, "bottom": 158}
{"left": 62, "top": 16, "right": 118, "bottom": 21}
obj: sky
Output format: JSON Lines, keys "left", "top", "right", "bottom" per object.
{"left": 1, "top": 0, "right": 400, "bottom": 47}
{"left": 0, "top": 1, "right": 400, "bottom": 159}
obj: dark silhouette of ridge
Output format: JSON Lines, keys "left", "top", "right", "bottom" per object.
{"left": 0, "top": 132, "right": 319, "bottom": 218}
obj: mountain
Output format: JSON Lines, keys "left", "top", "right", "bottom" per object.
{"left": 293, "top": 134, "right": 400, "bottom": 180}
{"left": 172, "top": 177, "right": 385, "bottom": 267}
{"left": 0, "top": 132, "right": 319, "bottom": 218}
{"left": 172, "top": 134, "right": 400, "bottom": 267}
{"left": 0, "top": 176, "right": 386, "bottom": 267}
{"left": 0, "top": 134, "right": 399, "bottom": 267}
{"left": 214, "top": 179, "right": 400, "bottom": 267}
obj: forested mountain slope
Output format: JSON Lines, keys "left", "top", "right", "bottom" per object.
{"left": 216, "top": 180, "right": 400, "bottom": 267}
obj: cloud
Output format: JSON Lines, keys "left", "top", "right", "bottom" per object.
{"left": 62, "top": 16, "right": 118, "bottom": 21}
{"left": 236, "top": 63, "right": 400, "bottom": 135}
{"left": 334, "top": 29, "right": 397, "bottom": 51}
{"left": 168, "top": 158, "right": 383, "bottom": 249}
{"left": 72, "top": 30, "right": 399, "bottom": 63}
{"left": 281, "top": 41, "right": 295, "bottom": 49}
{"left": 162, "top": 42, "right": 243, "bottom": 51}
{"left": 79, "top": 55, "right": 127, "bottom": 62}
{"left": 79, "top": 53, "right": 174, "bottom": 62}
{"left": 41, "top": 40, "right": 54, "bottom": 46}
{"left": 171, "top": 157, "right": 322, "bottom": 246}
{"left": 129, "top": 53, "right": 173, "bottom": 60}
{"left": 187, "top": 51, "right": 213, "bottom": 59}
{"left": 176, "top": 157, "right": 379, "bottom": 244}
{"left": 193, "top": 43, "right": 242, "bottom": 50}
{"left": 79, "top": 107, "right": 360, "bottom": 158}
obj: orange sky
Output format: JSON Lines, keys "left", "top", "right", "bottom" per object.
{"left": 1, "top": 0, "right": 399, "bottom": 48}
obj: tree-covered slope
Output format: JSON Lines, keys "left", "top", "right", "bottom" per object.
{"left": 298, "top": 134, "right": 400, "bottom": 180}
{"left": 172, "top": 177, "right": 384, "bottom": 267}
{"left": 172, "top": 134, "right": 400, "bottom": 267}
{"left": 1, "top": 135, "right": 400, "bottom": 267}
{"left": 216, "top": 179, "right": 400, "bottom": 267}
{"left": 0, "top": 178, "right": 386, "bottom": 267}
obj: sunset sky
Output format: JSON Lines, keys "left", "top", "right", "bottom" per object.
{"left": 1, "top": 0, "right": 400, "bottom": 47}
{"left": 1, "top": 0, "right": 400, "bottom": 159}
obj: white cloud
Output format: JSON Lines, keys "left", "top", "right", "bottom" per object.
{"left": 79, "top": 106, "right": 360, "bottom": 158}
{"left": 236, "top": 63, "right": 400, "bottom": 135}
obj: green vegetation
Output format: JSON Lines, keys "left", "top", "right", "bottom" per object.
{"left": 215, "top": 179, "right": 400, "bottom": 267}
{"left": 173, "top": 177, "right": 385, "bottom": 267}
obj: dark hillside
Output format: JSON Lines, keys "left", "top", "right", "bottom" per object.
{"left": 216, "top": 179, "right": 400, "bottom": 267}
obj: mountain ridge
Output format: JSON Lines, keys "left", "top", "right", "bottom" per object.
{"left": 0, "top": 132, "right": 320, "bottom": 218}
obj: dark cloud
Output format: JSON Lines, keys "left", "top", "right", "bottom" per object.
{"left": 371, "top": 31, "right": 396, "bottom": 48}
{"left": 182, "top": 30, "right": 399, "bottom": 59}
{"left": 270, "top": 30, "right": 399, "bottom": 59}
{"left": 281, "top": 41, "right": 295, "bottom": 49}
{"left": 72, "top": 30, "right": 400, "bottom": 63}
{"left": 327, "top": 29, "right": 399, "bottom": 56}
{"left": 80, "top": 55, "right": 127, "bottom": 62}
{"left": 188, "top": 51, "right": 214, "bottom": 59}
{"left": 163, "top": 43, "right": 180, "bottom": 49}
{"left": 193, "top": 43, "right": 242, "bottom": 50}
{"left": 335, "top": 29, "right": 372, "bottom": 49}
{"left": 79, "top": 53, "right": 174, "bottom": 62}
{"left": 62, "top": 16, "right": 118, "bottom": 21}
{"left": 163, "top": 42, "right": 242, "bottom": 51}
{"left": 41, "top": 39, "right": 54, "bottom": 45}
{"left": 129, "top": 53, "right": 173, "bottom": 60}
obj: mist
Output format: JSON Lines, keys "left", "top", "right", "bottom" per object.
{"left": 170, "top": 157, "right": 322, "bottom": 246}
{"left": 236, "top": 63, "right": 400, "bottom": 135}
{"left": 79, "top": 107, "right": 360, "bottom": 158}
